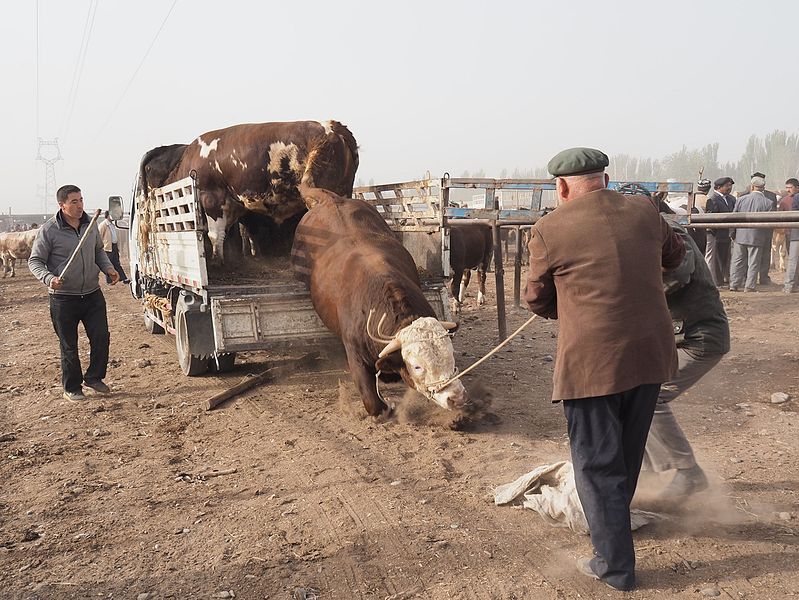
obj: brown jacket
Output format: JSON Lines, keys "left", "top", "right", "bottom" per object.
{"left": 524, "top": 189, "right": 685, "bottom": 401}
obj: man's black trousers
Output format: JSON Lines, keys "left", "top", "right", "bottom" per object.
{"left": 49, "top": 290, "right": 110, "bottom": 393}
{"left": 563, "top": 383, "right": 660, "bottom": 591}
{"left": 105, "top": 243, "right": 128, "bottom": 283}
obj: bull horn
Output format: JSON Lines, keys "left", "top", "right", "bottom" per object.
{"left": 376, "top": 312, "right": 396, "bottom": 339}
{"left": 367, "top": 309, "right": 394, "bottom": 344}
{"left": 378, "top": 338, "right": 402, "bottom": 358}
{"left": 440, "top": 321, "right": 458, "bottom": 330}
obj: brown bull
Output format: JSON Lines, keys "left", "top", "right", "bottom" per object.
{"left": 0, "top": 229, "right": 39, "bottom": 277}
{"left": 449, "top": 224, "right": 493, "bottom": 312}
{"left": 291, "top": 187, "right": 468, "bottom": 416}
{"left": 138, "top": 120, "right": 359, "bottom": 263}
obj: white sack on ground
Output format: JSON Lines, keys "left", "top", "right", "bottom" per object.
{"left": 493, "top": 461, "right": 665, "bottom": 534}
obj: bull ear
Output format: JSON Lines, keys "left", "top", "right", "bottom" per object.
{"left": 378, "top": 338, "right": 402, "bottom": 358}
{"left": 375, "top": 350, "right": 403, "bottom": 374}
{"left": 440, "top": 321, "right": 459, "bottom": 332}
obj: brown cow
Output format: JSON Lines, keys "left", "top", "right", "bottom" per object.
{"left": 449, "top": 224, "right": 493, "bottom": 312}
{"left": 291, "top": 187, "right": 468, "bottom": 416}
{"left": 137, "top": 120, "right": 359, "bottom": 263}
{"left": 0, "top": 229, "right": 39, "bottom": 277}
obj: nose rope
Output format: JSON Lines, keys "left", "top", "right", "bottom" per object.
{"left": 432, "top": 314, "right": 539, "bottom": 393}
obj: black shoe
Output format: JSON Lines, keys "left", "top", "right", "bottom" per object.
{"left": 659, "top": 465, "right": 709, "bottom": 499}
{"left": 121, "top": 279, "right": 131, "bottom": 284}
{"left": 63, "top": 389, "right": 87, "bottom": 402}
{"left": 84, "top": 380, "right": 111, "bottom": 394}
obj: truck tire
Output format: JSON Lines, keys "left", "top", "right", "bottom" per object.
{"left": 144, "top": 310, "right": 165, "bottom": 334}
{"left": 208, "top": 353, "right": 236, "bottom": 373}
{"left": 176, "top": 308, "right": 208, "bottom": 376}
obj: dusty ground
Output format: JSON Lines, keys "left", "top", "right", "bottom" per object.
{"left": 1, "top": 262, "right": 797, "bottom": 600}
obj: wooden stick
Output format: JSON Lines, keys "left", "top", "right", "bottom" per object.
{"left": 197, "top": 468, "right": 237, "bottom": 478}
{"left": 205, "top": 352, "right": 319, "bottom": 411}
{"left": 59, "top": 209, "right": 102, "bottom": 282}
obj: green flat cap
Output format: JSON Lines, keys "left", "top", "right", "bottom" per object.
{"left": 547, "top": 147, "right": 609, "bottom": 177}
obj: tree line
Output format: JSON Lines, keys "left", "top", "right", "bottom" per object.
{"left": 365, "top": 129, "right": 798, "bottom": 193}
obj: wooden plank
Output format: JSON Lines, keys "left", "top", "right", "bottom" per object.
{"left": 205, "top": 352, "right": 319, "bottom": 411}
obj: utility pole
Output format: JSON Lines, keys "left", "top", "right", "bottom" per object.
{"left": 36, "top": 138, "right": 62, "bottom": 214}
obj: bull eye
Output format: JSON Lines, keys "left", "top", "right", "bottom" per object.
{"left": 414, "top": 365, "right": 423, "bottom": 372}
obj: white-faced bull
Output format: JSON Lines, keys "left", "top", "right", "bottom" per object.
{"left": 291, "top": 187, "right": 469, "bottom": 416}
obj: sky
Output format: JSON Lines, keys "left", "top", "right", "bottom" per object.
{"left": 2, "top": 0, "right": 797, "bottom": 215}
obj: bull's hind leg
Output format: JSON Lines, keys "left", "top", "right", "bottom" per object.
{"left": 477, "top": 268, "right": 487, "bottom": 305}
{"left": 450, "top": 268, "right": 463, "bottom": 315}
{"left": 347, "top": 354, "right": 389, "bottom": 416}
{"left": 460, "top": 270, "right": 471, "bottom": 303}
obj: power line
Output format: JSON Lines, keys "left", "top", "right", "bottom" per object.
{"left": 35, "top": 0, "right": 39, "bottom": 140}
{"left": 61, "top": 0, "right": 99, "bottom": 144}
{"left": 94, "top": 0, "right": 178, "bottom": 140}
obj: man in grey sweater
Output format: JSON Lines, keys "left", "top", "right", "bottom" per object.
{"left": 729, "top": 177, "right": 773, "bottom": 292}
{"left": 29, "top": 185, "right": 119, "bottom": 401}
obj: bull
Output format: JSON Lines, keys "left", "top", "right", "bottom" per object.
{"left": 0, "top": 229, "right": 39, "bottom": 277}
{"left": 291, "top": 187, "right": 469, "bottom": 416}
{"left": 137, "top": 120, "right": 359, "bottom": 263}
{"left": 449, "top": 224, "right": 493, "bottom": 313}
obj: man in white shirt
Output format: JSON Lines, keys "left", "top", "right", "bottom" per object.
{"left": 98, "top": 211, "right": 130, "bottom": 284}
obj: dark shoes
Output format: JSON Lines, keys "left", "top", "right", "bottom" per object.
{"left": 121, "top": 279, "right": 131, "bottom": 284}
{"left": 659, "top": 464, "right": 709, "bottom": 499}
{"left": 63, "top": 390, "right": 87, "bottom": 402}
{"left": 84, "top": 380, "right": 111, "bottom": 394}
{"left": 576, "top": 557, "right": 634, "bottom": 592}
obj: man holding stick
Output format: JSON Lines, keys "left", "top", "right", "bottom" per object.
{"left": 29, "top": 185, "right": 119, "bottom": 401}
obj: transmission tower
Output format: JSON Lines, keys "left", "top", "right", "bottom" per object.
{"left": 36, "top": 138, "right": 62, "bottom": 214}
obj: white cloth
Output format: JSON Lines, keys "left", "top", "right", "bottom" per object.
{"left": 493, "top": 461, "right": 665, "bottom": 534}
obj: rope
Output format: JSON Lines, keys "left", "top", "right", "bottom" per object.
{"left": 434, "top": 313, "right": 538, "bottom": 392}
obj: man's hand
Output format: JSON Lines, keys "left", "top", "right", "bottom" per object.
{"left": 49, "top": 276, "right": 63, "bottom": 290}
{"left": 106, "top": 268, "right": 120, "bottom": 285}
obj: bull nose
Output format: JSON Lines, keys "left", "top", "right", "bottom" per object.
{"left": 441, "top": 383, "right": 469, "bottom": 410}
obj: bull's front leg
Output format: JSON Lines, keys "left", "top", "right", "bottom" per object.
{"left": 346, "top": 353, "right": 389, "bottom": 416}
{"left": 206, "top": 214, "right": 227, "bottom": 265}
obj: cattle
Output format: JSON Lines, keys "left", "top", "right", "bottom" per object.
{"left": 291, "top": 187, "right": 469, "bottom": 416}
{"left": 449, "top": 224, "right": 493, "bottom": 313}
{"left": 0, "top": 229, "right": 39, "bottom": 277}
{"left": 137, "top": 120, "right": 359, "bottom": 263}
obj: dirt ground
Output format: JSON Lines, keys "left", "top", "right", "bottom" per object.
{"left": 1, "top": 262, "right": 797, "bottom": 600}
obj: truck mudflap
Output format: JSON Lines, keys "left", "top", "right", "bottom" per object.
{"left": 210, "top": 283, "right": 452, "bottom": 354}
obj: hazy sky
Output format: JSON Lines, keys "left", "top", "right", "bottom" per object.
{"left": 2, "top": 0, "right": 797, "bottom": 214}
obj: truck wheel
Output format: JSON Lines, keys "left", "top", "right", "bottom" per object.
{"left": 176, "top": 309, "right": 208, "bottom": 376}
{"left": 144, "top": 311, "right": 165, "bottom": 334}
{"left": 208, "top": 353, "right": 236, "bottom": 373}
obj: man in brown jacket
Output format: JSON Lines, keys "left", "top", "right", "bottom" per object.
{"left": 524, "top": 148, "right": 684, "bottom": 591}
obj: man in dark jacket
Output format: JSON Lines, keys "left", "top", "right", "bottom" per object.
{"left": 524, "top": 149, "right": 684, "bottom": 592}
{"left": 783, "top": 178, "right": 799, "bottom": 293}
{"left": 29, "top": 185, "right": 119, "bottom": 401}
{"left": 647, "top": 215, "right": 730, "bottom": 497}
{"left": 704, "top": 177, "right": 736, "bottom": 286}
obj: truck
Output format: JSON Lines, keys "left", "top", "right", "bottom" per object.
{"left": 110, "top": 175, "right": 452, "bottom": 376}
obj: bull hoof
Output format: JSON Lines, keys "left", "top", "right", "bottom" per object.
{"left": 477, "top": 292, "right": 485, "bottom": 305}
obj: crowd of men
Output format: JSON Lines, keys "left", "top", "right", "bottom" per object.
{"left": 696, "top": 173, "right": 799, "bottom": 293}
